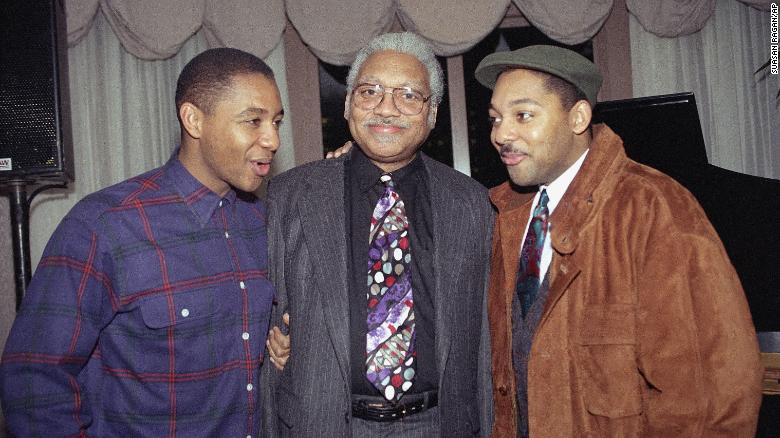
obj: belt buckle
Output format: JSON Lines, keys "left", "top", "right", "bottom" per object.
{"left": 383, "top": 399, "right": 406, "bottom": 421}
{"left": 379, "top": 400, "right": 404, "bottom": 421}
{"left": 395, "top": 401, "right": 409, "bottom": 420}
{"left": 353, "top": 397, "right": 417, "bottom": 422}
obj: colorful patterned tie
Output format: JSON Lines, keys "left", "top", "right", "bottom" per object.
{"left": 515, "top": 189, "right": 550, "bottom": 316}
{"left": 366, "top": 173, "right": 416, "bottom": 402}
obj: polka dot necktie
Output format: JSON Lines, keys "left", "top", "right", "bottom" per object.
{"left": 366, "top": 173, "right": 416, "bottom": 402}
{"left": 515, "top": 189, "right": 550, "bottom": 316}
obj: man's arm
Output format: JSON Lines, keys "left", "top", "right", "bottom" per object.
{"left": 0, "top": 215, "right": 114, "bottom": 436}
{"left": 636, "top": 212, "right": 762, "bottom": 437}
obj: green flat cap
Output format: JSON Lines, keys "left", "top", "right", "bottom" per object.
{"left": 474, "top": 45, "right": 603, "bottom": 106}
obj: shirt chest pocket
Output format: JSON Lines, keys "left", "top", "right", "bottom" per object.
{"left": 140, "top": 289, "right": 223, "bottom": 329}
{"left": 576, "top": 304, "right": 642, "bottom": 418}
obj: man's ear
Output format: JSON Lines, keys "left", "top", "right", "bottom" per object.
{"left": 427, "top": 104, "right": 438, "bottom": 129}
{"left": 569, "top": 100, "right": 592, "bottom": 135}
{"left": 344, "top": 96, "right": 351, "bottom": 121}
{"left": 179, "top": 102, "right": 204, "bottom": 139}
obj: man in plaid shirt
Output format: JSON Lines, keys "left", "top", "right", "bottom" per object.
{"left": 0, "top": 48, "right": 284, "bottom": 437}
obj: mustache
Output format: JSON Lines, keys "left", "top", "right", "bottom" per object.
{"left": 363, "top": 118, "right": 411, "bottom": 129}
{"left": 499, "top": 143, "right": 527, "bottom": 155}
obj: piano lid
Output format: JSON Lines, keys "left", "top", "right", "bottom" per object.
{"left": 594, "top": 93, "right": 780, "bottom": 333}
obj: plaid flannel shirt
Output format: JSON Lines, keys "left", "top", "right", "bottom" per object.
{"left": 0, "top": 155, "right": 274, "bottom": 437}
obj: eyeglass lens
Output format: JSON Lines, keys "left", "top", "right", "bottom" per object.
{"left": 353, "top": 84, "right": 427, "bottom": 115}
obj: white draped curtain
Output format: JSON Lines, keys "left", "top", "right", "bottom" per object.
{"left": 67, "top": 0, "right": 286, "bottom": 59}
{"left": 630, "top": 0, "right": 779, "bottom": 179}
{"left": 27, "top": 12, "right": 294, "bottom": 267}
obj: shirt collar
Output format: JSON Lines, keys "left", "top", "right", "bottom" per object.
{"left": 349, "top": 147, "right": 423, "bottom": 193}
{"left": 539, "top": 149, "right": 589, "bottom": 214}
{"left": 166, "top": 151, "right": 236, "bottom": 227}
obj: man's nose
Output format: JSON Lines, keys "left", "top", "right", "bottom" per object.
{"left": 259, "top": 127, "right": 280, "bottom": 152}
{"left": 373, "top": 91, "right": 401, "bottom": 117}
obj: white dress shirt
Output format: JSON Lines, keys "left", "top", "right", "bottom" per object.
{"left": 520, "top": 149, "right": 589, "bottom": 283}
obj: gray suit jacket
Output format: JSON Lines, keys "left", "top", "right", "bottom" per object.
{"left": 261, "top": 152, "right": 494, "bottom": 437}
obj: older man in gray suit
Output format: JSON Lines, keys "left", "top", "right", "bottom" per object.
{"left": 261, "top": 32, "right": 493, "bottom": 437}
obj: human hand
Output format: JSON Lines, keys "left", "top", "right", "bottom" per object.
{"left": 325, "top": 141, "right": 353, "bottom": 159}
{"left": 266, "top": 313, "right": 290, "bottom": 371}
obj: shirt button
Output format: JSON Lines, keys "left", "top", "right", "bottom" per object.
{"left": 247, "top": 435, "right": 252, "bottom": 438}
{"left": 219, "top": 200, "right": 223, "bottom": 207}
{"left": 181, "top": 308, "right": 190, "bottom": 318}
{"left": 239, "top": 281, "right": 246, "bottom": 289}
{"left": 246, "top": 383, "right": 253, "bottom": 392}
{"left": 224, "top": 231, "right": 230, "bottom": 238}
{"left": 242, "top": 332, "right": 250, "bottom": 340}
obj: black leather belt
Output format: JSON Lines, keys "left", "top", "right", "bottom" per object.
{"left": 351, "top": 391, "right": 438, "bottom": 422}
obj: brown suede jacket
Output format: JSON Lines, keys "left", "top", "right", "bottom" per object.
{"left": 488, "top": 124, "right": 763, "bottom": 437}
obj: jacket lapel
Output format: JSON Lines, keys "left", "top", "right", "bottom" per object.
{"left": 296, "top": 159, "right": 351, "bottom": 384}
{"left": 489, "top": 183, "right": 535, "bottom": 304}
{"left": 538, "top": 125, "right": 625, "bottom": 325}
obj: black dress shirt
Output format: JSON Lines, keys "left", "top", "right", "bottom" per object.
{"left": 345, "top": 148, "right": 438, "bottom": 396}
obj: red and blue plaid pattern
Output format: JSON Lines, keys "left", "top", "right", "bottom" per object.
{"left": 0, "top": 155, "right": 274, "bottom": 437}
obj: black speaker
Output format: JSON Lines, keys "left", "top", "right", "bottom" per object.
{"left": 0, "top": 0, "right": 73, "bottom": 183}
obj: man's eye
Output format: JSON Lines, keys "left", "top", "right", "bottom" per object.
{"left": 360, "top": 88, "right": 378, "bottom": 97}
{"left": 272, "top": 119, "right": 283, "bottom": 129}
{"left": 401, "top": 91, "right": 421, "bottom": 101}
{"left": 517, "top": 112, "right": 532, "bottom": 121}
{"left": 489, "top": 116, "right": 501, "bottom": 126}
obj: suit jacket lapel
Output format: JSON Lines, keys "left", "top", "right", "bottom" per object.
{"left": 423, "top": 156, "right": 470, "bottom": 387}
{"left": 296, "top": 159, "right": 351, "bottom": 385}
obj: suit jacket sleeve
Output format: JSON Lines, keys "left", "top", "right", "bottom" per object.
{"left": 635, "top": 199, "right": 763, "bottom": 437}
{"left": 261, "top": 178, "right": 288, "bottom": 438}
{"left": 478, "top": 204, "right": 496, "bottom": 437}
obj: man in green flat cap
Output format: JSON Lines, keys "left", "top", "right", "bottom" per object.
{"left": 475, "top": 45, "right": 762, "bottom": 437}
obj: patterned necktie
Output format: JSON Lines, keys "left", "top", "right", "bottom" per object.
{"left": 515, "top": 189, "right": 550, "bottom": 316}
{"left": 366, "top": 173, "right": 416, "bottom": 402}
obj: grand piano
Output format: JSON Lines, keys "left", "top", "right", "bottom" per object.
{"left": 593, "top": 93, "right": 780, "bottom": 436}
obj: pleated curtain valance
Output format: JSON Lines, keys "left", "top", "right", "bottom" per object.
{"left": 284, "top": 0, "right": 514, "bottom": 65}
{"left": 64, "top": 0, "right": 774, "bottom": 62}
{"left": 66, "top": 0, "right": 286, "bottom": 59}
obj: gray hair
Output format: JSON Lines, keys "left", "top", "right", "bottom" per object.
{"left": 346, "top": 32, "right": 445, "bottom": 108}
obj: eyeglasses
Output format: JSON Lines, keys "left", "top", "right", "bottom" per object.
{"left": 351, "top": 83, "right": 431, "bottom": 116}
